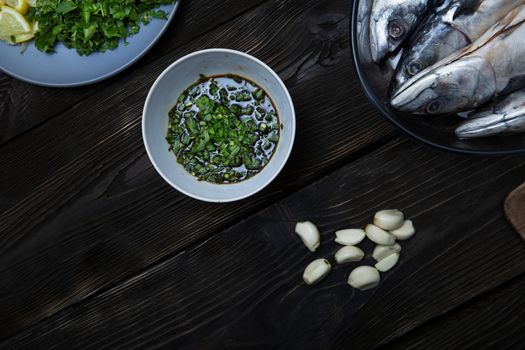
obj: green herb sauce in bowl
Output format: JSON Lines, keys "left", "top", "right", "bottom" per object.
{"left": 166, "top": 74, "right": 280, "bottom": 184}
{"left": 143, "top": 49, "right": 295, "bottom": 203}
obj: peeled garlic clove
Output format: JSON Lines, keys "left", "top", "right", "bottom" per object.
{"left": 390, "top": 220, "right": 415, "bottom": 240}
{"left": 373, "top": 209, "right": 404, "bottom": 230}
{"left": 295, "top": 221, "right": 321, "bottom": 252}
{"left": 375, "top": 252, "right": 400, "bottom": 272}
{"left": 335, "top": 246, "right": 365, "bottom": 264}
{"left": 303, "top": 259, "right": 331, "bottom": 285}
{"left": 365, "top": 224, "right": 396, "bottom": 245}
{"left": 335, "top": 229, "right": 366, "bottom": 246}
{"left": 348, "top": 266, "right": 380, "bottom": 290}
{"left": 372, "top": 243, "right": 401, "bottom": 261}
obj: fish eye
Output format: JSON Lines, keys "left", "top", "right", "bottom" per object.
{"left": 388, "top": 21, "right": 405, "bottom": 39}
{"left": 406, "top": 61, "right": 422, "bottom": 76}
{"left": 427, "top": 100, "right": 442, "bottom": 114}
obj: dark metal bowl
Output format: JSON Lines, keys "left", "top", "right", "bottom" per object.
{"left": 350, "top": 0, "right": 525, "bottom": 155}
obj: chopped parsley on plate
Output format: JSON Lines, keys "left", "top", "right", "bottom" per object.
{"left": 27, "top": 0, "right": 177, "bottom": 55}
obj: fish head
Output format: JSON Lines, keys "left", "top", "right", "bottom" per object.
{"left": 370, "top": 2, "right": 422, "bottom": 62}
{"left": 391, "top": 56, "right": 496, "bottom": 115}
{"left": 456, "top": 91, "right": 525, "bottom": 138}
{"left": 455, "top": 114, "right": 507, "bottom": 139}
{"left": 392, "top": 21, "right": 470, "bottom": 92}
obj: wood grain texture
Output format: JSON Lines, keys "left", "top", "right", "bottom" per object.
{"left": 0, "top": 0, "right": 394, "bottom": 340}
{"left": 0, "top": 71, "right": 105, "bottom": 145}
{"left": 3, "top": 139, "right": 525, "bottom": 350}
{"left": 505, "top": 182, "right": 525, "bottom": 240}
{"left": 380, "top": 274, "right": 525, "bottom": 350}
{"left": 0, "top": 0, "right": 265, "bottom": 145}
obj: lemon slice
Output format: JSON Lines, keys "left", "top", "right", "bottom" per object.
{"left": 0, "top": 5, "right": 32, "bottom": 43}
{"left": 4, "top": 0, "right": 28, "bottom": 14}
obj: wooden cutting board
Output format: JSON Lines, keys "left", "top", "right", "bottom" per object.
{"left": 505, "top": 182, "right": 525, "bottom": 240}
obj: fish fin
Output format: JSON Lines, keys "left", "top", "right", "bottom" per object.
{"left": 452, "top": 0, "right": 482, "bottom": 20}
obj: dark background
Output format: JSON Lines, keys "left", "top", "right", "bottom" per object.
{"left": 1, "top": 0, "right": 525, "bottom": 349}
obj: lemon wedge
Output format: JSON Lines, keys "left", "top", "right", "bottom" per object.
{"left": 0, "top": 5, "right": 32, "bottom": 43}
{"left": 4, "top": 0, "right": 28, "bottom": 15}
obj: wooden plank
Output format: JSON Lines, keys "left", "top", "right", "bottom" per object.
{"left": 3, "top": 139, "right": 525, "bottom": 349}
{"left": 504, "top": 182, "right": 525, "bottom": 240}
{"left": 381, "top": 274, "right": 525, "bottom": 350}
{"left": 0, "top": 0, "right": 265, "bottom": 145}
{"left": 0, "top": 71, "right": 105, "bottom": 145}
{"left": 0, "top": 0, "right": 394, "bottom": 339}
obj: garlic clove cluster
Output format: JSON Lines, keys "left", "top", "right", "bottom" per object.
{"left": 297, "top": 209, "right": 416, "bottom": 290}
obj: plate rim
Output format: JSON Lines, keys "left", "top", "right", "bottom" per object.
{"left": 0, "top": 1, "right": 180, "bottom": 88}
{"left": 350, "top": 0, "right": 525, "bottom": 156}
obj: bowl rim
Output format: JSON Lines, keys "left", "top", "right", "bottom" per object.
{"left": 142, "top": 48, "right": 296, "bottom": 202}
{"left": 350, "top": 0, "right": 525, "bottom": 156}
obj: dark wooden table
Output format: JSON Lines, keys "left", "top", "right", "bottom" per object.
{"left": 1, "top": 0, "right": 525, "bottom": 349}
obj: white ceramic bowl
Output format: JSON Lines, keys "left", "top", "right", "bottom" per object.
{"left": 143, "top": 49, "right": 296, "bottom": 202}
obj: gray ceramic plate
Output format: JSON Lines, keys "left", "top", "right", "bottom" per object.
{"left": 0, "top": 2, "right": 179, "bottom": 87}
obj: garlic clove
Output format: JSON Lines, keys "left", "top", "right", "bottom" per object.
{"left": 390, "top": 220, "right": 415, "bottom": 240}
{"left": 334, "top": 229, "right": 366, "bottom": 246}
{"left": 365, "top": 224, "right": 396, "bottom": 245}
{"left": 372, "top": 243, "right": 402, "bottom": 261}
{"left": 303, "top": 259, "right": 331, "bottom": 285}
{"left": 335, "top": 246, "right": 365, "bottom": 264}
{"left": 348, "top": 266, "right": 381, "bottom": 290}
{"left": 373, "top": 209, "right": 404, "bottom": 230}
{"left": 295, "top": 221, "right": 321, "bottom": 252}
{"left": 375, "top": 252, "right": 400, "bottom": 272}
